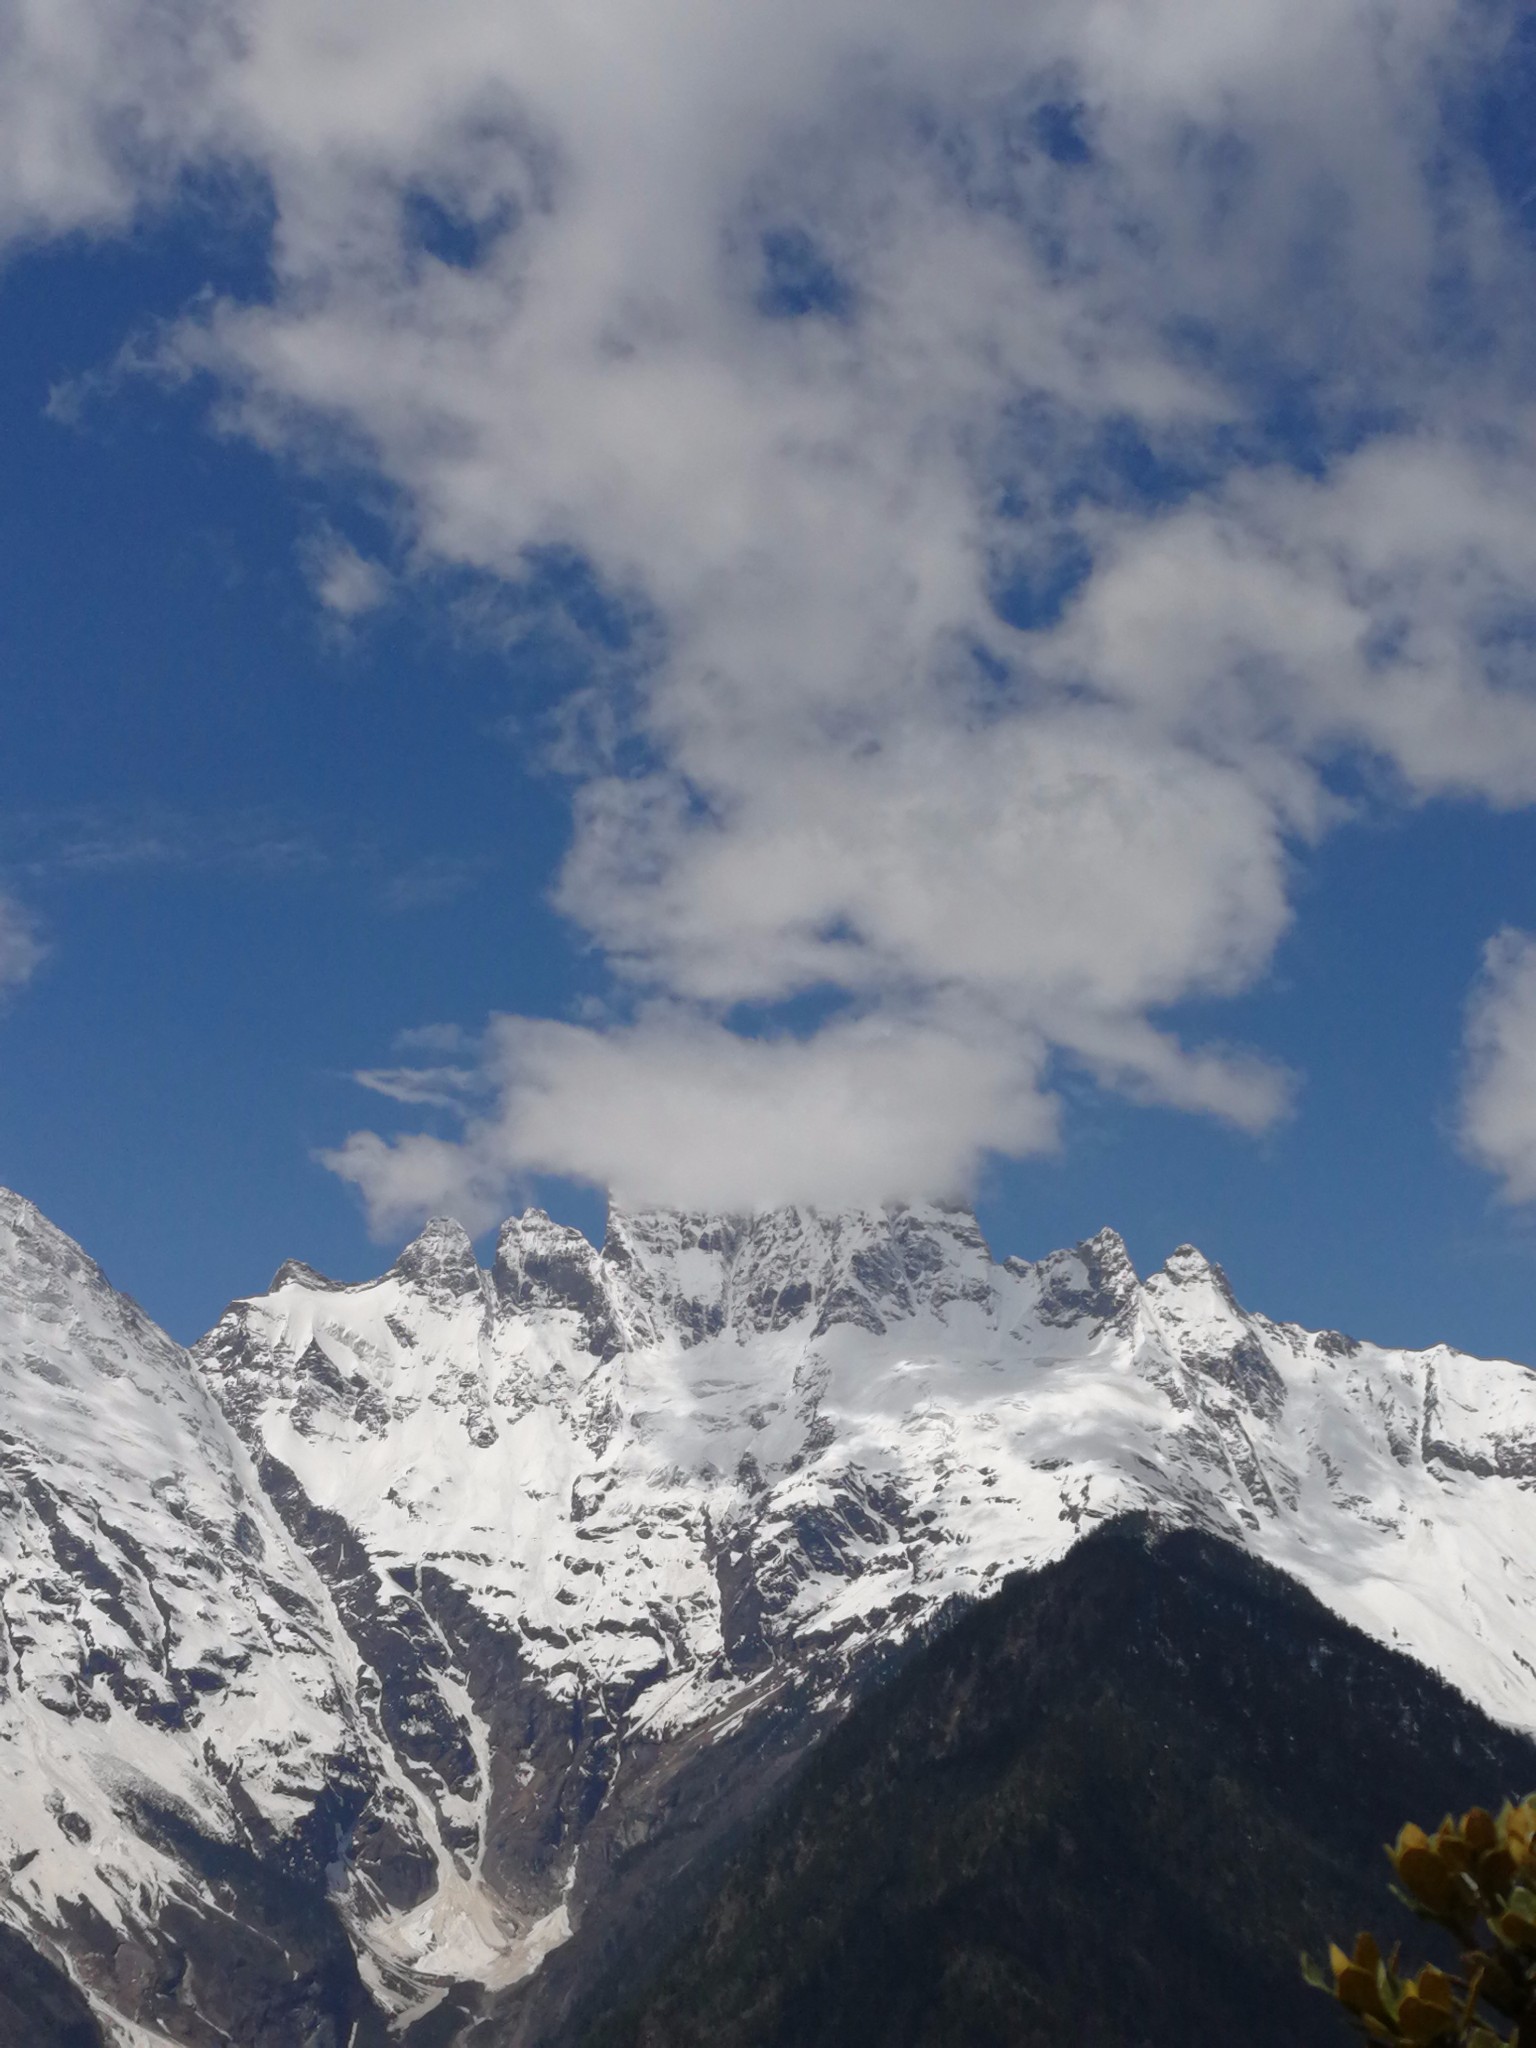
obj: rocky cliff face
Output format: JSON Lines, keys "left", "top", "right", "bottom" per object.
{"left": 4, "top": 1187, "right": 1536, "bottom": 2043}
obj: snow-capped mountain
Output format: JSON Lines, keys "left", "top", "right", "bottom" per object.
{"left": 5, "top": 1186, "right": 1536, "bottom": 2044}
{"left": 0, "top": 1188, "right": 435, "bottom": 2045}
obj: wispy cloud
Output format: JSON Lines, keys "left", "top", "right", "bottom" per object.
{"left": 393, "top": 1021, "right": 477, "bottom": 1056}
{"left": 380, "top": 854, "right": 489, "bottom": 914}
{"left": 0, "top": 807, "right": 329, "bottom": 883}
{"left": 0, "top": 809, "right": 490, "bottom": 952}
{"left": 351, "top": 1064, "right": 482, "bottom": 1112}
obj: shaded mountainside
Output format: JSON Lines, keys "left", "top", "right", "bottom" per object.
{"left": 578, "top": 1519, "right": 1536, "bottom": 2048}
{"left": 0, "top": 1923, "right": 104, "bottom": 2048}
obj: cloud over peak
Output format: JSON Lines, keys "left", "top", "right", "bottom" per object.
{"left": 324, "top": 1007, "right": 1061, "bottom": 1231}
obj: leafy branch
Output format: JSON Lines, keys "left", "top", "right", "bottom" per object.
{"left": 1306, "top": 1798, "right": 1536, "bottom": 2046}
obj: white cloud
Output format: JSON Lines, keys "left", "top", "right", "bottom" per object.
{"left": 0, "top": 893, "right": 43, "bottom": 998}
{"left": 0, "top": 0, "right": 245, "bottom": 250}
{"left": 5, "top": 0, "right": 1535, "bottom": 1223}
{"left": 301, "top": 531, "right": 390, "bottom": 619}
{"left": 558, "top": 709, "right": 1302, "bottom": 1016}
{"left": 1462, "top": 932, "right": 1536, "bottom": 1204}
{"left": 1058, "top": 439, "right": 1536, "bottom": 804}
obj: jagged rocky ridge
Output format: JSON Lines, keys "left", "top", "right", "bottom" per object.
{"left": 3, "top": 1187, "right": 1536, "bottom": 2042}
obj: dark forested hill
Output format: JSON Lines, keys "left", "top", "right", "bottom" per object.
{"left": 577, "top": 1518, "right": 1536, "bottom": 2048}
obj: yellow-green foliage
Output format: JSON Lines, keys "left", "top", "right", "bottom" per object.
{"left": 1305, "top": 1798, "right": 1536, "bottom": 2046}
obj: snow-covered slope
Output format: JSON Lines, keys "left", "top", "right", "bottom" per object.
{"left": 0, "top": 1190, "right": 447, "bottom": 2045}
{"left": 205, "top": 1202, "right": 1536, "bottom": 1748}
{"left": 6, "top": 1187, "right": 1536, "bottom": 2044}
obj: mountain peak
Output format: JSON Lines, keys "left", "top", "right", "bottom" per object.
{"left": 267, "top": 1256, "right": 340, "bottom": 1292}
{"left": 493, "top": 1207, "right": 622, "bottom": 1352}
{"left": 389, "top": 1213, "right": 482, "bottom": 1297}
{"left": 1084, "top": 1224, "right": 1132, "bottom": 1257}
{"left": 1155, "top": 1242, "right": 1240, "bottom": 1310}
{"left": 0, "top": 1184, "right": 96, "bottom": 1277}
{"left": 495, "top": 1205, "right": 599, "bottom": 1266}
{"left": 1033, "top": 1226, "right": 1139, "bottom": 1328}
{"left": 0, "top": 1183, "right": 162, "bottom": 1353}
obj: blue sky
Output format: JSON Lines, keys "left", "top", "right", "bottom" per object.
{"left": 4, "top": 1, "right": 1536, "bottom": 1361}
